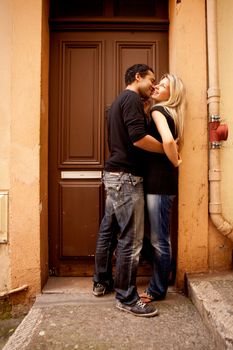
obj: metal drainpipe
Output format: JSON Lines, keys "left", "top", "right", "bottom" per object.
{"left": 207, "top": 0, "right": 233, "bottom": 240}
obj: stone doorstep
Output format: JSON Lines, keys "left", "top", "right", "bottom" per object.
{"left": 187, "top": 271, "right": 233, "bottom": 350}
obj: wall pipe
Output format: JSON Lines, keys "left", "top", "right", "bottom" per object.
{"left": 206, "top": 0, "right": 233, "bottom": 240}
{"left": 0, "top": 284, "right": 28, "bottom": 299}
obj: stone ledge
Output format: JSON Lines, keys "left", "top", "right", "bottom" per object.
{"left": 187, "top": 271, "right": 233, "bottom": 350}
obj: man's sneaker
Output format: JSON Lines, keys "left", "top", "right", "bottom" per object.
{"left": 93, "top": 283, "right": 109, "bottom": 296}
{"left": 116, "top": 299, "right": 159, "bottom": 317}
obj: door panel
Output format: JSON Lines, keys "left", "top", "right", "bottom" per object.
{"left": 49, "top": 30, "right": 168, "bottom": 276}
{"left": 60, "top": 181, "right": 103, "bottom": 257}
{"left": 61, "top": 40, "right": 103, "bottom": 166}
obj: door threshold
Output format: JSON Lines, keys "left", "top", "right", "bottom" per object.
{"left": 42, "top": 276, "right": 150, "bottom": 295}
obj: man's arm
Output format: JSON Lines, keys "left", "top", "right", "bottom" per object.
{"left": 133, "top": 135, "right": 164, "bottom": 153}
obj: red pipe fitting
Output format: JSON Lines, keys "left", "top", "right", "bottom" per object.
{"left": 209, "top": 115, "right": 228, "bottom": 145}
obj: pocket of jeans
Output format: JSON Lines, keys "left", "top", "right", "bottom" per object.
{"left": 105, "top": 183, "right": 122, "bottom": 192}
{"left": 130, "top": 176, "right": 143, "bottom": 186}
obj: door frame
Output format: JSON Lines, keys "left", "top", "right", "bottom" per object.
{"left": 48, "top": 10, "right": 169, "bottom": 276}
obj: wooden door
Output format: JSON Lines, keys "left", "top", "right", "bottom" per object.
{"left": 49, "top": 30, "right": 168, "bottom": 276}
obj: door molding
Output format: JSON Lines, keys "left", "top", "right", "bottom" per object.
{"left": 50, "top": 18, "right": 169, "bottom": 32}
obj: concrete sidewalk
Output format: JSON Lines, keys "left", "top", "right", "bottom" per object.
{"left": 188, "top": 271, "right": 233, "bottom": 350}
{"left": 2, "top": 277, "right": 217, "bottom": 350}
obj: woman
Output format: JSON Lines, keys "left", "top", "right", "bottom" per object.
{"left": 140, "top": 73, "right": 186, "bottom": 303}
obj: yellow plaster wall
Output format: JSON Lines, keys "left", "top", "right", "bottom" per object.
{"left": 207, "top": 0, "right": 233, "bottom": 270}
{"left": 0, "top": 0, "right": 12, "bottom": 292}
{"left": 169, "top": 0, "right": 209, "bottom": 287}
{"left": 9, "top": 0, "right": 43, "bottom": 297}
{"left": 218, "top": 1, "right": 233, "bottom": 215}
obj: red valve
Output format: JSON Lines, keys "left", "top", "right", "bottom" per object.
{"left": 216, "top": 124, "right": 228, "bottom": 141}
{"left": 209, "top": 120, "right": 228, "bottom": 142}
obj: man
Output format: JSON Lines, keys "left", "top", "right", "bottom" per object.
{"left": 93, "top": 64, "right": 164, "bottom": 317}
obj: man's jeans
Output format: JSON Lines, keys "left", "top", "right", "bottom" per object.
{"left": 93, "top": 171, "right": 144, "bottom": 305}
{"left": 145, "top": 194, "right": 176, "bottom": 299}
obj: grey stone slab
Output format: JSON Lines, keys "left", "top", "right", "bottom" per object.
{"left": 188, "top": 271, "right": 233, "bottom": 350}
{"left": 3, "top": 291, "right": 216, "bottom": 350}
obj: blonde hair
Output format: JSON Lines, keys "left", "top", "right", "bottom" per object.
{"left": 153, "top": 73, "right": 186, "bottom": 141}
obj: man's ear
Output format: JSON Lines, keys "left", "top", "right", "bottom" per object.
{"left": 135, "top": 72, "right": 141, "bottom": 82}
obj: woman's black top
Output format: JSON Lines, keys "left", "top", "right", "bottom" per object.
{"left": 144, "top": 105, "right": 178, "bottom": 195}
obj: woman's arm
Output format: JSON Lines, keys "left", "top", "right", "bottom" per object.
{"left": 133, "top": 134, "right": 164, "bottom": 153}
{"left": 151, "top": 110, "right": 181, "bottom": 167}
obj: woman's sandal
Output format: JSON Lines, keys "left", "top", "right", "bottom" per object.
{"left": 139, "top": 291, "right": 155, "bottom": 303}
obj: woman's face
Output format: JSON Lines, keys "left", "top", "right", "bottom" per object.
{"left": 151, "top": 77, "right": 170, "bottom": 102}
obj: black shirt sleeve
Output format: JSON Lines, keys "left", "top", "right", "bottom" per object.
{"left": 121, "top": 92, "right": 147, "bottom": 143}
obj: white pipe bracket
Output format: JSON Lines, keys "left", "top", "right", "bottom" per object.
{"left": 210, "top": 141, "right": 222, "bottom": 149}
{"left": 207, "top": 87, "right": 220, "bottom": 98}
{"left": 209, "top": 114, "right": 220, "bottom": 122}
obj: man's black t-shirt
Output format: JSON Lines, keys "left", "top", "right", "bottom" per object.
{"left": 144, "top": 105, "right": 178, "bottom": 195}
{"left": 105, "top": 90, "right": 147, "bottom": 176}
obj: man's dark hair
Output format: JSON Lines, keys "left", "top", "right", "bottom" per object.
{"left": 124, "top": 64, "right": 154, "bottom": 85}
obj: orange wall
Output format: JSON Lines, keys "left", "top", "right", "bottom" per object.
{"left": 9, "top": 0, "right": 43, "bottom": 298}
{"left": 207, "top": 0, "right": 233, "bottom": 270}
{"left": 169, "top": 0, "right": 232, "bottom": 287}
{"left": 169, "top": 0, "right": 209, "bottom": 287}
{"left": 0, "top": 0, "right": 11, "bottom": 292}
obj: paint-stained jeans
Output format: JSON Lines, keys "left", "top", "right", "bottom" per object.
{"left": 146, "top": 194, "right": 176, "bottom": 299}
{"left": 93, "top": 171, "right": 144, "bottom": 305}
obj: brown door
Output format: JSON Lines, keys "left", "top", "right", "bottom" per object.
{"left": 49, "top": 30, "right": 168, "bottom": 276}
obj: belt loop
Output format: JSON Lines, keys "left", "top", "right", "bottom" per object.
{"left": 129, "top": 173, "right": 134, "bottom": 185}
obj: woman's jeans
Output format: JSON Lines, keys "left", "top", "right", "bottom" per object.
{"left": 146, "top": 194, "right": 176, "bottom": 299}
{"left": 93, "top": 171, "right": 144, "bottom": 305}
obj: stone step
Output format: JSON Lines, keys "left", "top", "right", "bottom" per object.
{"left": 187, "top": 271, "right": 233, "bottom": 350}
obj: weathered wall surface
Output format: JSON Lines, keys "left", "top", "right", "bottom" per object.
{"left": 0, "top": 0, "right": 12, "bottom": 292}
{"left": 207, "top": 0, "right": 233, "bottom": 270}
{"left": 169, "top": 0, "right": 209, "bottom": 287}
{"left": 0, "top": 0, "right": 43, "bottom": 300}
